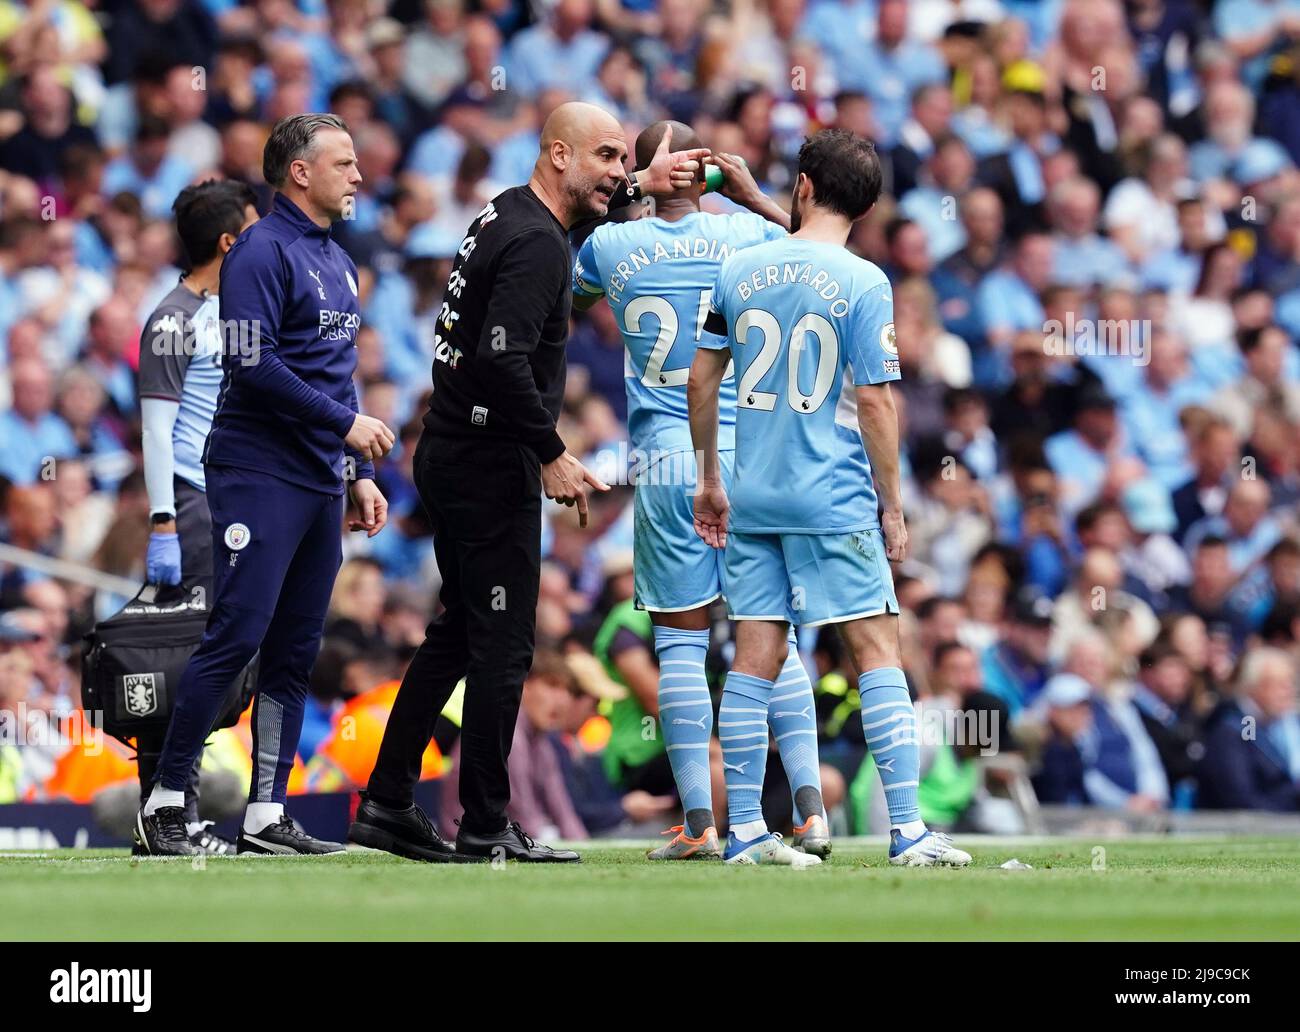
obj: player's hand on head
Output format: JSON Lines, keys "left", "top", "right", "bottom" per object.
{"left": 541, "top": 451, "right": 611, "bottom": 529}
{"left": 641, "top": 123, "right": 711, "bottom": 196}
{"left": 692, "top": 482, "right": 729, "bottom": 549}
{"left": 882, "top": 508, "right": 908, "bottom": 563}
{"left": 345, "top": 413, "right": 396, "bottom": 461}
{"left": 347, "top": 478, "right": 389, "bottom": 537}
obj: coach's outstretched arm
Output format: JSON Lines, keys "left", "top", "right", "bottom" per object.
{"left": 857, "top": 382, "right": 908, "bottom": 562}
{"left": 688, "top": 346, "right": 731, "bottom": 548}
{"left": 224, "top": 246, "right": 394, "bottom": 460}
{"left": 479, "top": 229, "right": 609, "bottom": 525}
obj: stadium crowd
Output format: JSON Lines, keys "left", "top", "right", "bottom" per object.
{"left": 2, "top": 0, "right": 1300, "bottom": 838}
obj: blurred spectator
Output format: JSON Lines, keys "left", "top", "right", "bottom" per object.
{"left": 980, "top": 588, "right": 1053, "bottom": 716}
{"left": 506, "top": 0, "right": 608, "bottom": 99}
{"left": 0, "top": 360, "right": 76, "bottom": 485}
{"left": 1131, "top": 640, "right": 1203, "bottom": 805}
{"left": 1183, "top": 478, "right": 1283, "bottom": 578}
{"left": 1199, "top": 648, "right": 1300, "bottom": 811}
{"left": 443, "top": 649, "right": 592, "bottom": 840}
{"left": 325, "top": 557, "right": 388, "bottom": 653}
{"left": 1171, "top": 415, "right": 1239, "bottom": 542}
{"left": 1031, "top": 635, "right": 1170, "bottom": 811}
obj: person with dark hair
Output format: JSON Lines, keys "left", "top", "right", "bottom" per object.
{"left": 134, "top": 114, "right": 396, "bottom": 856}
{"left": 887, "top": 82, "right": 953, "bottom": 198}
{"left": 1131, "top": 641, "right": 1203, "bottom": 803}
{"left": 691, "top": 128, "right": 970, "bottom": 867}
{"left": 1212, "top": 324, "right": 1300, "bottom": 439}
{"left": 132, "top": 178, "right": 259, "bottom": 855}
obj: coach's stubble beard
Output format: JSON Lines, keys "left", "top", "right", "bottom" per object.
{"left": 565, "top": 170, "right": 616, "bottom": 223}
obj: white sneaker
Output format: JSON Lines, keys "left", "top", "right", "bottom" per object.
{"left": 724, "top": 831, "right": 823, "bottom": 867}
{"left": 888, "top": 829, "right": 972, "bottom": 867}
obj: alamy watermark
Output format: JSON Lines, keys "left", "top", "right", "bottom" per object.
{"left": 148, "top": 312, "right": 263, "bottom": 366}
{"left": 0, "top": 705, "right": 103, "bottom": 756}
{"left": 1043, "top": 314, "right": 1151, "bottom": 366}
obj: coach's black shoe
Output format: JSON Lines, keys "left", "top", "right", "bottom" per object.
{"left": 348, "top": 792, "right": 482, "bottom": 863}
{"left": 190, "top": 822, "right": 238, "bottom": 856}
{"left": 237, "top": 816, "right": 346, "bottom": 856}
{"left": 456, "top": 821, "right": 582, "bottom": 863}
{"left": 134, "top": 806, "right": 198, "bottom": 856}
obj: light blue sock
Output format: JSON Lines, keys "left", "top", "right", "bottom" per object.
{"left": 653, "top": 626, "right": 714, "bottom": 837}
{"left": 718, "top": 671, "right": 773, "bottom": 832}
{"left": 858, "top": 667, "right": 922, "bottom": 826}
{"left": 769, "top": 630, "right": 824, "bottom": 823}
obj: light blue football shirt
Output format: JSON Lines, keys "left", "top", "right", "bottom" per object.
{"left": 573, "top": 210, "right": 786, "bottom": 466}
{"left": 708, "top": 237, "right": 898, "bottom": 534}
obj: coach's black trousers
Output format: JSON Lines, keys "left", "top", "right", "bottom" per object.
{"left": 369, "top": 431, "right": 542, "bottom": 834}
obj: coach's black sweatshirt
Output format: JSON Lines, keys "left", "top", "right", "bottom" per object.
{"left": 423, "top": 185, "right": 571, "bottom": 464}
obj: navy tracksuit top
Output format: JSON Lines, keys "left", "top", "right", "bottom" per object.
{"left": 204, "top": 193, "right": 372, "bottom": 495}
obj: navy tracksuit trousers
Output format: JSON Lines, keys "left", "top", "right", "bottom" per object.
{"left": 154, "top": 464, "right": 343, "bottom": 802}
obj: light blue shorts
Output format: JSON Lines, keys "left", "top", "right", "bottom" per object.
{"left": 723, "top": 527, "right": 900, "bottom": 626}
{"left": 633, "top": 449, "right": 735, "bottom": 613}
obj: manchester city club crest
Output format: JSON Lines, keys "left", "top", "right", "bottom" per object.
{"left": 224, "top": 522, "right": 251, "bottom": 551}
{"left": 123, "top": 673, "right": 159, "bottom": 717}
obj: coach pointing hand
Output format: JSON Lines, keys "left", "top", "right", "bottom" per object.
{"left": 349, "top": 103, "right": 705, "bottom": 863}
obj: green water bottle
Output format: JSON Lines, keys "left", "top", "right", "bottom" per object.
{"left": 703, "top": 155, "right": 746, "bottom": 194}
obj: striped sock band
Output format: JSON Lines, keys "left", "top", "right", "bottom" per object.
{"left": 858, "top": 666, "right": 921, "bottom": 826}
{"left": 769, "top": 630, "right": 823, "bottom": 823}
{"left": 653, "top": 626, "right": 714, "bottom": 833}
{"left": 718, "top": 671, "right": 773, "bottom": 829}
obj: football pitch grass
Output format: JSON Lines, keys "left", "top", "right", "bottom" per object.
{"left": 3, "top": 836, "right": 1300, "bottom": 941}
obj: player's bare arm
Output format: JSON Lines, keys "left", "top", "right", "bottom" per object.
{"left": 687, "top": 346, "right": 731, "bottom": 549}
{"left": 856, "top": 382, "right": 907, "bottom": 562}
{"left": 709, "top": 151, "right": 791, "bottom": 231}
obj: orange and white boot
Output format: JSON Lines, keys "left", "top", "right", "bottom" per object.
{"left": 646, "top": 824, "right": 722, "bottom": 861}
{"left": 792, "top": 813, "right": 832, "bottom": 858}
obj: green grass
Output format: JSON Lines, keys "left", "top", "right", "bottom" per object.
{"left": 3, "top": 837, "right": 1300, "bottom": 941}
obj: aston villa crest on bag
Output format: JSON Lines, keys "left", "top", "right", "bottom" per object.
{"left": 122, "top": 673, "right": 162, "bottom": 718}
{"left": 83, "top": 583, "right": 256, "bottom": 744}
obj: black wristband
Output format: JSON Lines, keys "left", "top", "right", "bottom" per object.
{"left": 150, "top": 512, "right": 176, "bottom": 525}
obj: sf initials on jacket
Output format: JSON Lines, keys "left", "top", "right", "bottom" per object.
{"left": 205, "top": 193, "right": 373, "bottom": 495}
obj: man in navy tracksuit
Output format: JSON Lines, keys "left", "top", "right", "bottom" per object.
{"left": 135, "top": 114, "right": 395, "bottom": 856}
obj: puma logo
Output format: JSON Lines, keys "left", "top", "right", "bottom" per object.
{"left": 877, "top": 757, "right": 898, "bottom": 774}
{"left": 773, "top": 707, "right": 811, "bottom": 720}
{"left": 308, "top": 269, "right": 326, "bottom": 300}
{"left": 723, "top": 760, "right": 749, "bottom": 774}
{"left": 672, "top": 716, "right": 707, "bottom": 729}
